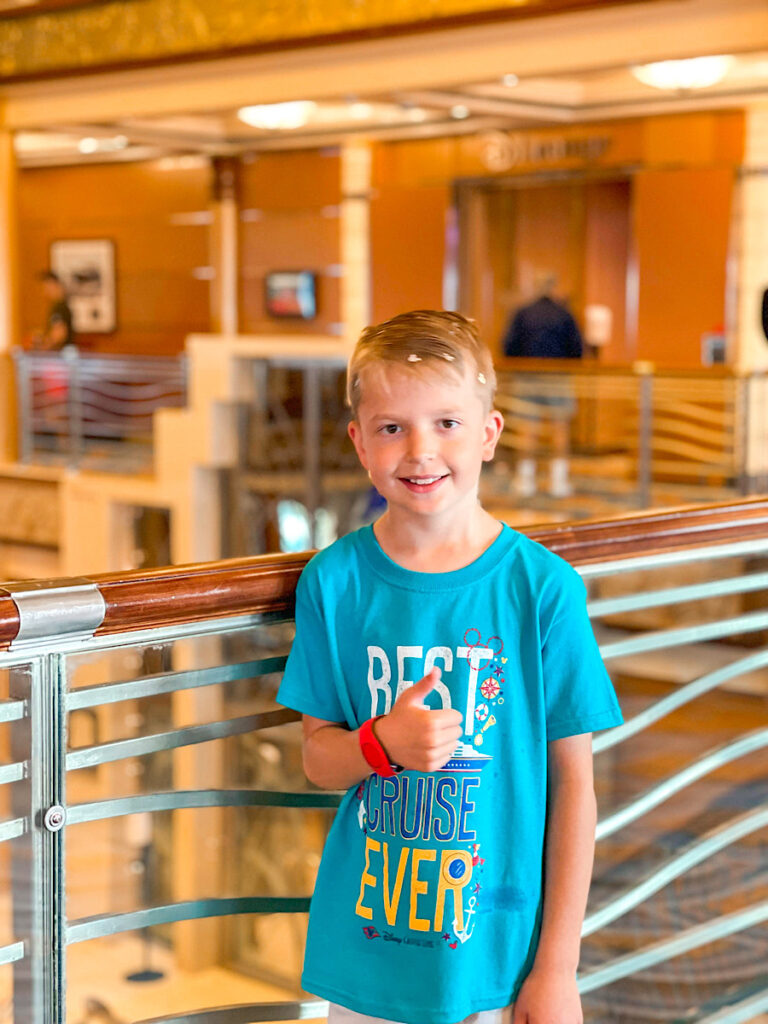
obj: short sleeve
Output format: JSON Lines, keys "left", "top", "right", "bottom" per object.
{"left": 541, "top": 566, "right": 623, "bottom": 741}
{"left": 276, "top": 564, "right": 347, "bottom": 723}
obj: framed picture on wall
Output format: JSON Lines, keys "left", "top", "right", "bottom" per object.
{"left": 50, "top": 238, "right": 116, "bottom": 333}
{"left": 264, "top": 270, "right": 317, "bottom": 320}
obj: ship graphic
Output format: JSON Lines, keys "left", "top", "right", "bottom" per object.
{"left": 441, "top": 741, "right": 492, "bottom": 773}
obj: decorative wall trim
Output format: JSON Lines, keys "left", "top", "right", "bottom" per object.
{"left": 0, "top": 0, "right": 667, "bottom": 83}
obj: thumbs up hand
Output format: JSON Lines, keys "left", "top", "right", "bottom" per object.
{"left": 374, "top": 668, "right": 464, "bottom": 772}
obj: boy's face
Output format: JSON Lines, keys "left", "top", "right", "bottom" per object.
{"left": 348, "top": 360, "right": 503, "bottom": 529}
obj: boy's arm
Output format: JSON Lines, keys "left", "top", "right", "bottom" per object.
{"left": 301, "top": 668, "right": 463, "bottom": 790}
{"left": 513, "top": 732, "right": 596, "bottom": 1024}
{"left": 301, "top": 715, "right": 371, "bottom": 790}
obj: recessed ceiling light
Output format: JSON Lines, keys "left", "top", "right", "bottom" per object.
{"left": 349, "top": 102, "right": 373, "bottom": 120}
{"left": 450, "top": 105, "right": 470, "bottom": 119}
{"left": 237, "top": 101, "right": 317, "bottom": 130}
{"left": 631, "top": 55, "right": 734, "bottom": 91}
{"left": 502, "top": 73, "right": 519, "bottom": 87}
{"left": 78, "top": 137, "right": 100, "bottom": 154}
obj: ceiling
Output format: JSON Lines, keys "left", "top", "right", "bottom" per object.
{"left": 14, "top": 47, "right": 768, "bottom": 167}
{"left": 3, "top": 0, "right": 766, "bottom": 167}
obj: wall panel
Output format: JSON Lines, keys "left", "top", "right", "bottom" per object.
{"left": 18, "top": 160, "right": 212, "bottom": 355}
{"left": 238, "top": 149, "right": 342, "bottom": 336}
{"left": 634, "top": 167, "right": 734, "bottom": 368}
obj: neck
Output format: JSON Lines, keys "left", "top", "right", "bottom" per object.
{"left": 373, "top": 505, "right": 501, "bottom": 572}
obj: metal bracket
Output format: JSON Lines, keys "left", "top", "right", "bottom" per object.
{"left": 7, "top": 578, "right": 106, "bottom": 650}
{"left": 43, "top": 806, "right": 66, "bottom": 833}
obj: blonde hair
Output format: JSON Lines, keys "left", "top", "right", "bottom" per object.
{"left": 347, "top": 310, "right": 496, "bottom": 416}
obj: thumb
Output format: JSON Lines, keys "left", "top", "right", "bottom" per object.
{"left": 399, "top": 667, "right": 441, "bottom": 706}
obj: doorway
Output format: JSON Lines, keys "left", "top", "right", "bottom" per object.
{"left": 456, "top": 176, "right": 633, "bottom": 364}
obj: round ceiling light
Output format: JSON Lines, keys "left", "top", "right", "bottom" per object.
{"left": 237, "top": 101, "right": 317, "bottom": 130}
{"left": 631, "top": 55, "right": 734, "bottom": 91}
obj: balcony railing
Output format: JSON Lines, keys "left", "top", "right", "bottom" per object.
{"left": 13, "top": 349, "right": 187, "bottom": 472}
{"left": 494, "top": 361, "right": 768, "bottom": 509}
{"left": 0, "top": 500, "right": 766, "bottom": 1022}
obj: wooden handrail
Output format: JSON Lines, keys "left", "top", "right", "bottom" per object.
{"left": 1, "top": 497, "right": 767, "bottom": 649}
{"left": 525, "top": 496, "right": 768, "bottom": 563}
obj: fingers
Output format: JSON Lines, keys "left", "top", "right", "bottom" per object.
{"left": 404, "top": 666, "right": 441, "bottom": 704}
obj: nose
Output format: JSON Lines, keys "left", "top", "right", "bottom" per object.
{"left": 405, "top": 425, "right": 435, "bottom": 462}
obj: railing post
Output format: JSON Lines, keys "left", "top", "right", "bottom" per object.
{"left": 13, "top": 349, "right": 33, "bottom": 463}
{"left": 636, "top": 363, "right": 653, "bottom": 508}
{"left": 10, "top": 655, "right": 67, "bottom": 1024}
{"left": 736, "top": 373, "right": 751, "bottom": 496}
{"left": 303, "top": 363, "right": 321, "bottom": 548}
{"left": 65, "top": 347, "right": 82, "bottom": 466}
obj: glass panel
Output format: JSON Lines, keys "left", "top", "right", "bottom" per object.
{"left": 583, "top": 549, "right": 768, "bottom": 1019}
{"left": 0, "top": 659, "right": 48, "bottom": 1024}
{"left": 62, "top": 618, "right": 328, "bottom": 1023}
{"left": 65, "top": 918, "right": 327, "bottom": 1024}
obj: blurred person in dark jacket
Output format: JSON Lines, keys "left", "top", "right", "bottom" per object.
{"left": 501, "top": 273, "right": 583, "bottom": 497}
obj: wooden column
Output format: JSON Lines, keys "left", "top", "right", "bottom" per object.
{"left": 341, "top": 141, "right": 371, "bottom": 343}
{"left": 210, "top": 157, "right": 240, "bottom": 335}
{"left": 0, "top": 129, "right": 18, "bottom": 460}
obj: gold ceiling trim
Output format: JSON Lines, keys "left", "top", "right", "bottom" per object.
{"left": 0, "top": 0, "right": 652, "bottom": 82}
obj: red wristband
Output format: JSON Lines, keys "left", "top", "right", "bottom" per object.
{"left": 359, "top": 716, "right": 396, "bottom": 778}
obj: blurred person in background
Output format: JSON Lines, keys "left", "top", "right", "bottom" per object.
{"left": 35, "top": 271, "right": 75, "bottom": 351}
{"left": 502, "top": 272, "right": 583, "bottom": 498}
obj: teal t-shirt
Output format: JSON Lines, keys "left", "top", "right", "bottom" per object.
{"left": 277, "top": 524, "right": 622, "bottom": 1024}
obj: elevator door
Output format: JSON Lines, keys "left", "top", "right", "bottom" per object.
{"left": 457, "top": 177, "right": 632, "bottom": 364}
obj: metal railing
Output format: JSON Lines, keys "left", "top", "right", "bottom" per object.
{"left": 494, "top": 361, "right": 768, "bottom": 508}
{"left": 13, "top": 349, "right": 187, "bottom": 471}
{"left": 0, "top": 500, "right": 765, "bottom": 1022}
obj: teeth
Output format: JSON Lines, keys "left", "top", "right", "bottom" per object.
{"left": 407, "top": 476, "right": 440, "bottom": 484}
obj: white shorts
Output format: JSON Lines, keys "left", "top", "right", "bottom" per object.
{"left": 327, "top": 1002, "right": 513, "bottom": 1024}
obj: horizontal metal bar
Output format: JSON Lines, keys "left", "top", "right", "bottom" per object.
{"left": 134, "top": 999, "right": 329, "bottom": 1024}
{"left": 596, "top": 729, "right": 768, "bottom": 839}
{"left": 0, "top": 941, "right": 25, "bottom": 966}
{"left": 599, "top": 609, "right": 768, "bottom": 662}
{"left": 0, "top": 610, "right": 289, "bottom": 668}
{"left": 0, "top": 760, "right": 27, "bottom": 786}
{"left": 588, "top": 570, "right": 768, "bottom": 618}
{"left": 67, "top": 708, "right": 299, "bottom": 770}
{"left": 0, "top": 699, "right": 26, "bottom": 724}
{"left": 67, "top": 896, "right": 312, "bottom": 944}
{"left": 594, "top": 650, "right": 768, "bottom": 753}
{"left": 0, "top": 817, "right": 27, "bottom": 844}
{"left": 66, "top": 656, "right": 288, "bottom": 710}
{"left": 67, "top": 788, "right": 342, "bottom": 824}
{"left": 584, "top": 805, "right": 768, "bottom": 936}
{"left": 578, "top": 900, "right": 768, "bottom": 994}
{"left": 579, "top": 537, "right": 768, "bottom": 579}
{"left": 693, "top": 987, "right": 768, "bottom": 1024}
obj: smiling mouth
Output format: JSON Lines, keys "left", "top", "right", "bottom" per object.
{"left": 399, "top": 474, "right": 448, "bottom": 492}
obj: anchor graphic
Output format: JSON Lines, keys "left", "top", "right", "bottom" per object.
{"left": 452, "top": 895, "right": 477, "bottom": 944}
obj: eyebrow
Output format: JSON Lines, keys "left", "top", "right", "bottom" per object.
{"left": 367, "top": 410, "right": 464, "bottom": 422}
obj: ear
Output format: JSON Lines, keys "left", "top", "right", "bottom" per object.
{"left": 347, "top": 419, "right": 370, "bottom": 471}
{"left": 482, "top": 409, "right": 505, "bottom": 462}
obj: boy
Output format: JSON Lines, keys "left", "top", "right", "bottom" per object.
{"left": 277, "top": 310, "right": 622, "bottom": 1024}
